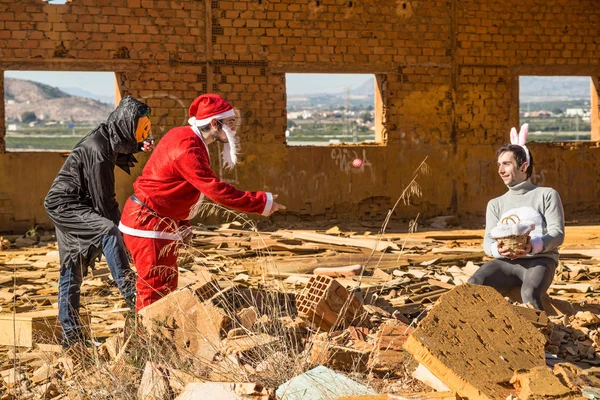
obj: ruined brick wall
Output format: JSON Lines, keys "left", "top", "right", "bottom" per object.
{"left": 454, "top": 0, "right": 600, "bottom": 219}
{"left": 0, "top": 0, "right": 599, "bottom": 232}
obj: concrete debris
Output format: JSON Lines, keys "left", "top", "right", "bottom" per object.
{"left": 511, "top": 304, "right": 550, "bottom": 327}
{"left": 98, "top": 332, "right": 125, "bottom": 361}
{"left": 509, "top": 366, "right": 576, "bottom": 399}
{"left": 552, "top": 363, "right": 600, "bottom": 392}
{"left": 411, "top": 363, "right": 451, "bottom": 392}
{"left": 187, "top": 267, "right": 220, "bottom": 301}
{"left": 35, "top": 381, "right": 60, "bottom": 399}
{"left": 175, "top": 382, "right": 272, "bottom": 399}
{"left": 335, "top": 393, "right": 461, "bottom": 399}
{"left": 545, "top": 311, "right": 600, "bottom": 363}
{"left": 15, "top": 236, "right": 38, "bottom": 248}
{"left": 31, "top": 363, "right": 53, "bottom": 385}
{"left": 221, "top": 333, "right": 281, "bottom": 363}
{"left": 138, "top": 287, "right": 231, "bottom": 360}
{"left": 313, "top": 264, "right": 363, "bottom": 277}
{"left": 138, "top": 362, "right": 173, "bottom": 400}
{"left": 276, "top": 365, "right": 377, "bottom": 400}
{"left": 167, "top": 368, "right": 198, "bottom": 393}
{"left": 3, "top": 224, "right": 600, "bottom": 398}
{"left": 403, "top": 284, "right": 547, "bottom": 400}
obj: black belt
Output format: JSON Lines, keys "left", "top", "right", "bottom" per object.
{"left": 130, "top": 194, "right": 158, "bottom": 215}
{"left": 130, "top": 194, "right": 184, "bottom": 224}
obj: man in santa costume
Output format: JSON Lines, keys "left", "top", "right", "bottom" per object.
{"left": 119, "top": 94, "right": 285, "bottom": 311}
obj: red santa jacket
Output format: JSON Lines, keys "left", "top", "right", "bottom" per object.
{"left": 129, "top": 126, "right": 272, "bottom": 222}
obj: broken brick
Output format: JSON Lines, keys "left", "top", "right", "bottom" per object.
{"left": 309, "top": 339, "right": 372, "bottom": 372}
{"left": 368, "top": 319, "right": 414, "bottom": 375}
{"left": 296, "top": 275, "right": 366, "bottom": 332}
{"left": 552, "top": 362, "right": 600, "bottom": 391}
{"left": 221, "top": 333, "right": 281, "bottom": 366}
{"left": 187, "top": 267, "right": 220, "bottom": 301}
{"left": 510, "top": 366, "right": 575, "bottom": 399}
{"left": 237, "top": 306, "right": 258, "bottom": 329}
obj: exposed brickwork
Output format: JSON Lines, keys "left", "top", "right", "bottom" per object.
{"left": 0, "top": 0, "right": 600, "bottom": 231}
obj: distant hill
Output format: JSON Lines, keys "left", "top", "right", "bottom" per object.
{"left": 58, "top": 87, "right": 115, "bottom": 105}
{"left": 288, "top": 77, "right": 375, "bottom": 108}
{"left": 351, "top": 76, "right": 375, "bottom": 96}
{"left": 4, "top": 78, "right": 113, "bottom": 123}
{"left": 289, "top": 75, "right": 591, "bottom": 105}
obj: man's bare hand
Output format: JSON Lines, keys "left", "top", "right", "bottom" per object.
{"left": 141, "top": 139, "right": 155, "bottom": 153}
{"left": 180, "top": 226, "right": 193, "bottom": 245}
{"left": 265, "top": 194, "right": 286, "bottom": 216}
{"left": 498, "top": 244, "right": 531, "bottom": 260}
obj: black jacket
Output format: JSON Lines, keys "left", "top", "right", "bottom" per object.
{"left": 44, "top": 96, "right": 150, "bottom": 271}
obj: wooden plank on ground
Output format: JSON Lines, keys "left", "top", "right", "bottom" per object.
{"left": 276, "top": 231, "right": 400, "bottom": 252}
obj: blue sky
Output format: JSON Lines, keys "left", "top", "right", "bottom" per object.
{"left": 286, "top": 73, "right": 372, "bottom": 94}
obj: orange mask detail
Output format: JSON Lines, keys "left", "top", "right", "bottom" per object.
{"left": 135, "top": 116, "right": 151, "bottom": 142}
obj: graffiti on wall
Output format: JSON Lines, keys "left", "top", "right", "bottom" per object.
{"left": 331, "top": 148, "right": 375, "bottom": 180}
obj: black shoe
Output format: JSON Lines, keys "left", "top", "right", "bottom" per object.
{"left": 125, "top": 293, "right": 137, "bottom": 311}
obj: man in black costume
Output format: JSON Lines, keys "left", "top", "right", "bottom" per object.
{"left": 44, "top": 96, "right": 152, "bottom": 348}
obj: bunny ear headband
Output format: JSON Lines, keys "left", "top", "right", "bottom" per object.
{"left": 509, "top": 123, "right": 530, "bottom": 164}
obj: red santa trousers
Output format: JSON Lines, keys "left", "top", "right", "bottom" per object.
{"left": 121, "top": 199, "right": 181, "bottom": 311}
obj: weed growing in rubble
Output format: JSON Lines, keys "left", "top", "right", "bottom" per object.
{"left": 25, "top": 224, "right": 39, "bottom": 238}
{"left": 5, "top": 159, "right": 432, "bottom": 399}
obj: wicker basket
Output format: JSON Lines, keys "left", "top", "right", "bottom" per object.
{"left": 493, "top": 214, "right": 532, "bottom": 256}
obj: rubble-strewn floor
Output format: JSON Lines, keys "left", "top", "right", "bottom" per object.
{"left": 1, "top": 223, "right": 600, "bottom": 399}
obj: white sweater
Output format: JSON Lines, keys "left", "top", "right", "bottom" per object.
{"left": 483, "top": 179, "right": 565, "bottom": 262}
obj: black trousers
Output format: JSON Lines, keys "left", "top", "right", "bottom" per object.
{"left": 467, "top": 257, "right": 557, "bottom": 310}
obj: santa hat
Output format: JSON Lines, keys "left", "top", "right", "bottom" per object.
{"left": 188, "top": 94, "right": 238, "bottom": 169}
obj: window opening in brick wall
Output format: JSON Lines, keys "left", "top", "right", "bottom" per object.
{"left": 3, "top": 71, "right": 117, "bottom": 151}
{"left": 45, "top": 0, "right": 70, "bottom": 4}
{"left": 520, "top": 76, "right": 595, "bottom": 142}
{"left": 285, "top": 73, "right": 382, "bottom": 146}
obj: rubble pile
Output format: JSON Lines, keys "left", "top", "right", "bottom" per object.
{"left": 1, "top": 223, "right": 600, "bottom": 399}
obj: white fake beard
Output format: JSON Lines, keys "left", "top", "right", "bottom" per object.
{"left": 221, "top": 124, "right": 238, "bottom": 170}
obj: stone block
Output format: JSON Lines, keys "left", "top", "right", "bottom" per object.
{"left": 138, "top": 288, "right": 231, "bottom": 359}
{"left": 403, "top": 284, "right": 547, "bottom": 400}
{"left": 0, "top": 309, "right": 90, "bottom": 348}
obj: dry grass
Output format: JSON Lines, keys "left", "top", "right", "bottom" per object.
{"left": 2, "top": 158, "right": 433, "bottom": 399}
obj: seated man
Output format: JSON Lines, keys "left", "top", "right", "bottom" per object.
{"left": 468, "top": 124, "right": 564, "bottom": 310}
